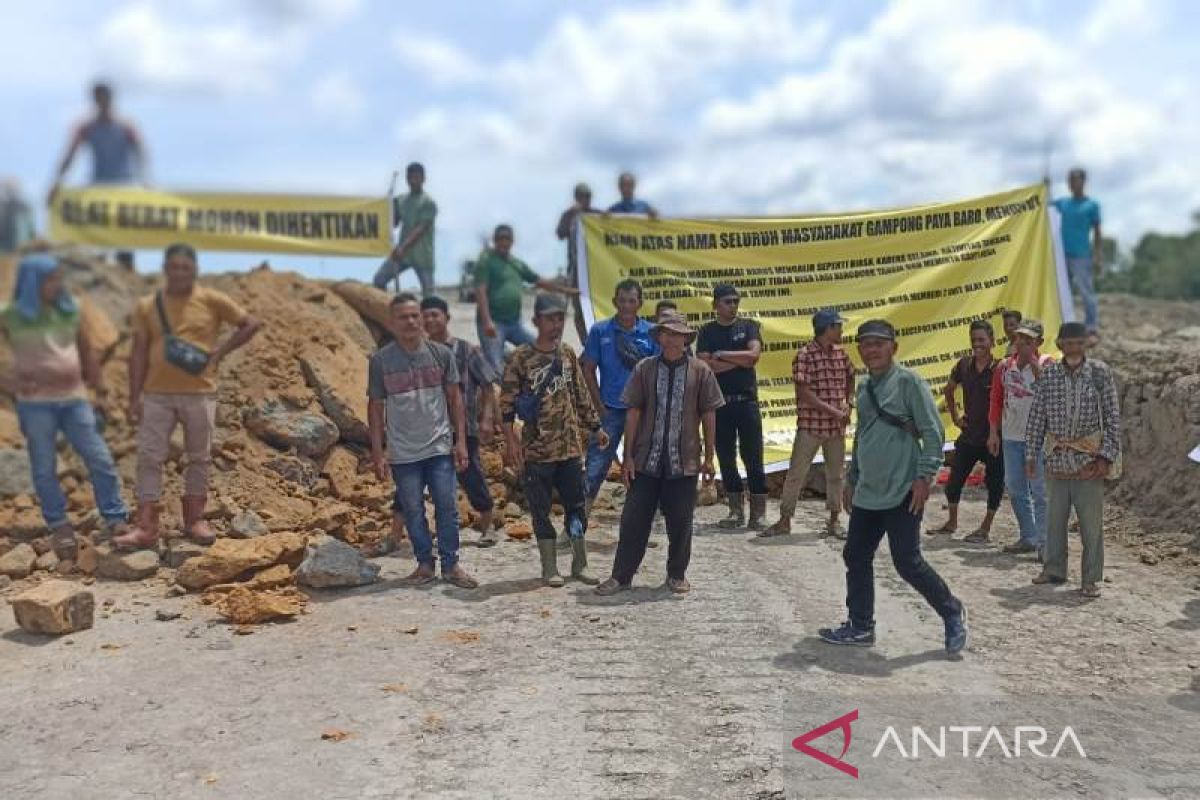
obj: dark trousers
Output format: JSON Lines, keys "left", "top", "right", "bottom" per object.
{"left": 612, "top": 472, "right": 698, "bottom": 584}
{"left": 715, "top": 399, "right": 767, "bottom": 494}
{"left": 844, "top": 496, "right": 961, "bottom": 629}
{"left": 944, "top": 441, "right": 1005, "bottom": 509}
{"left": 524, "top": 457, "right": 587, "bottom": 540}
{"left": 392, "top": 436, "right": 494, "bottom": 514}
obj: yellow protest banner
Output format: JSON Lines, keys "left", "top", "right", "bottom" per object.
{"left": 49, "top": 186, "right": 392, "bottom": 257}
{"left": 578, "top": 184, "right": 1068, "bottom": 471}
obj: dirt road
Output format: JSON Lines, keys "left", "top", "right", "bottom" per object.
{"left": 2, "top": 490, "right": 1198, "bottom": 799}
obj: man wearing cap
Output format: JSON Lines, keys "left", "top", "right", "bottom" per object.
{"left": 1025, "top": 322, "right": 1120, "bottom": 598}
{"left": 819, "top": 320, "right": 968, "bottom": 654}
{"left": 373, "top": 162, "right": 438, "bottom": 297}
{"left": 500, "top": 294, "right": 606, "bottom": 587}
{"left": 556, "top": 182, "right": 597, "bottom": 343}
{"left": 581, "top": 278, "right": 659, "bottom": 507}
{"left": 475, "top": 224, "right": 578, "bottom": 372}
{"left": 595, "top": 311, "right": 723, "bottom": 596}
{"left": 1051, "top": 168, "right": 1102, "bottom": 342}
{"left": 762, "top": 309, "right": 855, "bottom": 539}
{"left": 697, "top": 283, "right": 767, "bottom": 529}
{"left": 988, "top": 318, "right": 1054, "bottom": 555}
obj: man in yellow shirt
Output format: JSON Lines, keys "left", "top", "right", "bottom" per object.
{"left": 115, "top": 243, "right": 261, "bottom": 549}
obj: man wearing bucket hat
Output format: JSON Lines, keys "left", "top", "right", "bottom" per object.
{"left": 762, "top": 308, "right": 855, "bottom": 539}
{"left": 596, "top": 311, "right": 724, "bottom": 595}
{"left": 819, "top": 320, "right": 968, "bottom": 654}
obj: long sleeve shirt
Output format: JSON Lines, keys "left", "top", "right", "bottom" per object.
{"left": 1024, "top": 357, "right": 1121, "bottom": 477}
{"left": 848, "top": 364, "right": 945, "bottom": 510}
{"left": 499, "top": 343, "right": 599, "bottom": 463}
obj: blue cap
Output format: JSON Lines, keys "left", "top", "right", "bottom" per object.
{"left": 812, "top": 308, "right": 846, "bottom": 332}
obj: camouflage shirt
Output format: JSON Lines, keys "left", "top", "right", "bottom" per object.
{"left": 500, "top": 343, "right": 600, "bottom": 463}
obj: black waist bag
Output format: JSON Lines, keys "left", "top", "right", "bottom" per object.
{"left": 156, "top": 291, "right": 211, "bottom": 376}
{"left": 515, "top": 354, "right": 562, "bottom": 425}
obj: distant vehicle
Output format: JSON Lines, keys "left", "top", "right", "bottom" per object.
{"left": 458, "top": 257, "right": 478, "bottom": 303}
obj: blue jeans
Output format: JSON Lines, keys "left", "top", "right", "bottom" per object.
{"left": 391, "top": 455, "right": 460, "bottom": 571}
{"left": 372, "top": 258, "right": 434, "bottom": 297}
{"left": 477, "top": 316, "right": 535, "bottom": 372}
{"left": 1066, "top": 256, "right": 1098, "bottom": 333}
{"left": 585, "top": 406, "right": 627, "bottom": 497}
{"left": 17, "top": 399, "right": 128, "bottom": 528}
{"left": 1002, "top": 439, "right": 1046, "bottom": 547}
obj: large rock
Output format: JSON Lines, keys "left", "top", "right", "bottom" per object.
{"left": 244, "top": 402, "right": 340, "bottom": 459}
{"left": 295, "top": 534, "right": 380, "bottom": 588}
{"left": 0, "top": 448, "right": 33, "bottom": 497}
{"left": 213, "top": 586, "right": 304, "bottom": 624}
{"left": 0, "top": 543, "right": 37, "bottom": 578}
{"left": 228, "top": 509, "right": 268, "bottom": 539}
{"left": 10, "top": 580, "right": 95, "bottom": 634}
{"left": 329, "top": 281, "right": 392, "bottom": 331}
{"left": 96, "top": 547, "right": 161, "bottom": 581}
{"left": 163, "top": 540, "right": 207, "bottom": 569}
{"left": 298, "top": 343, "right": 370, "bottom": 444}
{"left": 175, "top": 531, "right": 306, "bottom": 590}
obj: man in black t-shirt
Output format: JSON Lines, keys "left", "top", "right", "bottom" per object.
{"left": 697, "top": 283, "right": 767, "bottom": 529}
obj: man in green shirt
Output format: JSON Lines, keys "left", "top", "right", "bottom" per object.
{"left": 373, "top": 162, "right": 438, "bottom": 297}
{"left": 474, "top": 223, "right": 577, "bottom": 371}
{"left": 818, "top": 319, "right": 968, "bottom": 655}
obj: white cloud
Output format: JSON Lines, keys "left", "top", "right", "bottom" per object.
{"left": 311, "top": 71, "right": 367, "bottom": 122}
{"left": 392, "top": 37, "right": 484, "bottom": 87}
{"left": 1083, "top": 0, "right": 1161, "bottom": 46}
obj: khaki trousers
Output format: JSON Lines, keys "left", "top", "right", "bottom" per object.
{"left": 779, "top": 429, "right": 845, "bottom": 518}
{"left": 135, "top": 393, "right": 217, "bottom": 501}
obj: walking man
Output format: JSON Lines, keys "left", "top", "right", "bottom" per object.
{"left": 1026, "top": 322, "right": 1121, "bottom": 597}
{"left": 556, "top": 182, "right": 597, "bottom": 343}
{"left": 697, "top": 283, "right": 767, "bottom": 529}
{"left": 500, "top": 294, "right": 605, "bottom": 586}
{"left": 582, "top": 279, "right": 659, "bottom": 506}
{"left": 927, "top": 320, "right": 1005, "bottom": 543}
{"left": 116, "top": 244, "right": 260, "bottom": 549}
{"left": 595, "top": 311, "right": 723, "bottom": 595}
{"left": 819, "top": 320, "right": 968, "bottom": 654}
{"left": 421, "top": 295, "right": 502, "bottom": 546}
{"left": 373, "top": 162, "right": 438, "bottom": 297}
{"left": 474, "top": 224, "right": 578, "bottom": 372}
{"left": 988, "top": 318, "right": 1054, "bottom": 555}
{"left": 762, "top": 309, "right": 854, "bottom": 539}
{"left": 1052, "top": 168, "right": 1103, "bottom": 342}
{"left": 368, "top": 294, "right": 477, "bottom": 588}
{"left": 1, "top": 253, "right": 129, "bottom": 559}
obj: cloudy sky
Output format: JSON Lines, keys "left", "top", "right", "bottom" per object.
{"left": 3, "top": 0, "right": 1197, "bottom": 286}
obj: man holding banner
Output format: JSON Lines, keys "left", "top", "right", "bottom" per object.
{"left": 373, "top": 162, "right": 438, "bottom": 297}
{"left": 697, "top": 284, "right": 767, "bottom": 531}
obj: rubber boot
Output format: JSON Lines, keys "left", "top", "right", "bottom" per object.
{"left": 570, "top": 537, "right": 598, "bottom": 585}
{"left": 113, "top": 502, "right": 161, "bottom": 551}
{"left": 717, "top": 491, "right": 745, "bottom": 529}
{"left": 556, "top": 530, "right": 571, "bottom": 551}
{"left": 182, "top": 495, "right": 217, "bottom": 545}
{"left": 748, "top": 494, "right": 769, "bottom": 530}
{"left": 537, "top": 539, "right": 565, "bottom": 587}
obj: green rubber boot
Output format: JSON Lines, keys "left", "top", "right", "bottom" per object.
{"left": 570, "top": 537, "right": 599, "bottom": 585}
{"left": 537, "top": 539, "right": 565, "bottom": 587}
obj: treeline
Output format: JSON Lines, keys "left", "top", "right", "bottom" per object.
{"left": 1099, "top": 212, "right": 1200, "bottom": 299}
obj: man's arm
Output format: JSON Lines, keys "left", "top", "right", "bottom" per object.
{"left": 127, "top": 328, "right": 150, "bottom": 422}
{"left": 77, "top": 326, "right": 103, "bottom": 392}
{"left": 621, "top": 406, "right": 642, "bottom": 484}
{"left": 798, "top": 383, "right": 846, "bottom": 421}
{"left": 1097, "top": 368, "right": 1121, "bottom": 465}
{"left": 570, "top": 352, "right": 601, "bottom": 434}
{"left": 126, "top": 122, "right": 148, "bottom": 184}
{"left": 701, "top": 409, "right": 716, "bottom": 478}
{"left": 555, "top": 209, "right": 573, "bottom": 241}
{"left": 1024, "top": 379, "right": 1049, "bottom": 471}
{"left": 210, "top": 316, "right": 261, "bottom": 366}
{"left": 533, "top": 277, "right": 579, "bottom": 296}
{"left": 943, "top": 374, "right": 961, "bottom": 427}
{"left": 712, "top": 338, "right": 761, "bottom": 368}
{"left": 580, "top": 356, "right": 603, "bottom": 419}
{"left": 909, "top": 376, "right": 946, "bottom": 480}
{"left": 445, "top": 382, "right": 468, "bottom": 470}
{"left": 392, "top": 221, "right": 431, "bottom": 262}
{"left": 368, "top": 399, "right": 388, "bottom": 480}
{"left": 48, "top": 125, "right": 86, "bottom": 204}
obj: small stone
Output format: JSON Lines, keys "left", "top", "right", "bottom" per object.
{"left": 163, "top": 541, "right": 207, "bottom": 569}
{"left": 165, "top": 584, "right": 188, "bottom": 598}
{"left": 295, "top": 534, "right": 380, "bottom": 588}
{"left": 96, "top": 547, "right": 161, "bottom": 581}
{"left": 403, "top": 625, "right": 419, "bottom": 635}
{"left": 10, "top": 580, "right": 95, "bottom": 634}
{"left": 505, "top": 521, "right": 533, "bottom": 541}
{"left": 229, "top": 510, "right": 268, "bottom": 540}
{"left": 35, "top": 550, "right": 60, "bottom": 572}
{"left": 0, "top": 543, "right": 37, "bottom": 578}
{"left": 155, "top": 608, "right": 182, "bottom": 622}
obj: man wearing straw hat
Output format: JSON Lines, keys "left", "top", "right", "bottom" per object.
{"left": 596, "top": 311, "right": 724, "bottom": 595}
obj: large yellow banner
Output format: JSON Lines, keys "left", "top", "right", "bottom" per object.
{"left": 49, "top": 186, "right": 392, "bottom": 257}
{"left": 578, "top": 184, "right": 1068, "bottom": 471}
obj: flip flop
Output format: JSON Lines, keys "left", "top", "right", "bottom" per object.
{"left": 962, "top": 529, "right": 990, "bottom": 544}
{"left": 924, "top": 524, "right": 956, "bottom": 536}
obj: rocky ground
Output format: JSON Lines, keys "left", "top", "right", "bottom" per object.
{"left": 1, "top": 252, "right": 1199, "bottom": 798}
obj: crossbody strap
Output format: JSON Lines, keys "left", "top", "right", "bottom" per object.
{"left": 154, "top": 291, "right": 173, "bottom": 335}
{"left": 865, "top": 377, "right": 919, "bottom": 438}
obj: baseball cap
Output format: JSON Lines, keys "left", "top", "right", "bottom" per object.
{"left": 812, "top": 308, "right": 846, "bottom": 332}
{"left": 1014, "top": 319, "right": 1044, "bottom": 339}
{"left": 534, "top": 293, "right": 568, "bottom": 316}
{"left": 713, "top": 283, "right": 739, "bottom": 301}
{"left": 856, "top": 319, "right": 896, "bottom": 341}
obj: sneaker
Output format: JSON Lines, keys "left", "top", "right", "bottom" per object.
{"left": 594, "top": 577, "right": 630, "bottom": 596}
{"left": 1003, "top": 540, "right": 1037, "bottom": 554}
{"left": 818, "top": 621, "right": 875, "bottom": 647}
{"left": 945, "top": 604, "right": 968, "bottom": 655}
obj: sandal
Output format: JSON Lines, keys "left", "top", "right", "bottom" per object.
{"left": 925, "top": 523, "right": 956, "bottom": 536}
{"left": 402, "top": 565, "right": 437, "bottom": 586}
{"left": 442, "top": 566, "right": 479, "bottom": 589}
{"left": 962, "top": 529, "right": 990, "bottom": 544}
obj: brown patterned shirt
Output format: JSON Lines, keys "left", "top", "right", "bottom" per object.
{"left": 499, "top": 343, "right": 599, "bottom": 463}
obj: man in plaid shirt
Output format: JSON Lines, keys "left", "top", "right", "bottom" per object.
{"left": 762, "top": 309, "right": 855, "bottom": 539}
{"left": 1025, "top": 321, "right": 1121, "bottom": 598}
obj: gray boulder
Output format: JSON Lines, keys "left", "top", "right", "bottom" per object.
{"left": 295, "top": 534, "right": 380, "bottom": 588}
{"left": 244, "top": 402, "right": 340, "bottom": 459}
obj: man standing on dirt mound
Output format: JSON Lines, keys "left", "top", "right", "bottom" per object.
{"left": 117, "top": 244, "right": 261, "bottom": 549}
{"left": 500, "top": 294, "right": 605, "bottom": 587}
{"left": 421, "top": 295, "right": 503, "bottom": 547}
{"left": 368, "top": 294, "right": 477, "bottom": 589}
{"left": 818, "top": 319, "right": 968, "bottom": 655}
{"left": 1052, "top": 168, "right": 1103, "bottom": 344}
{"left": 1026, "top": 322, "right": 1121, "bottom": 598}
{"left": 697, "top": 283, "right": 767, "bottom": 530}
{"left": 556, "top": 182, "right": 598, "bottom": 344}
{"left": 373, "top": 162, "right": 437, "bottom": 297}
